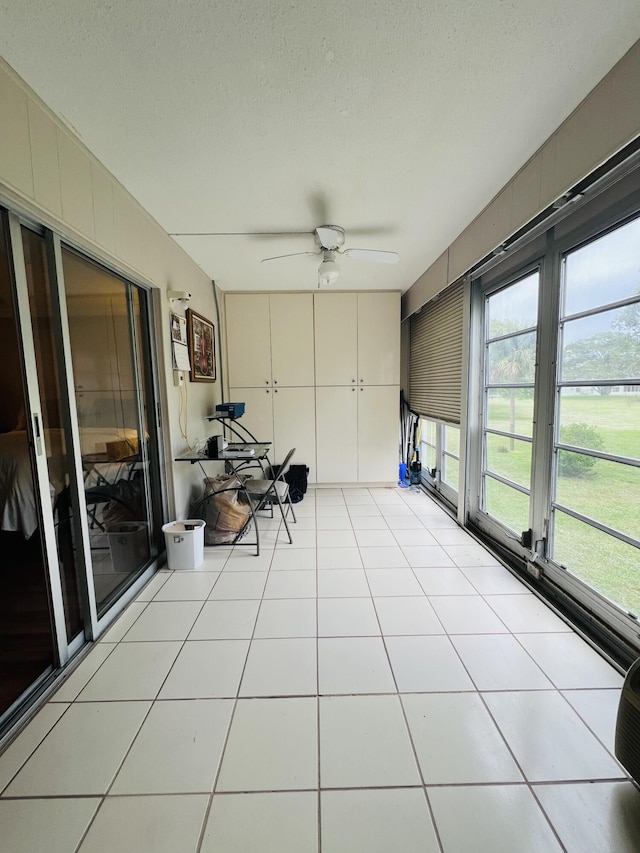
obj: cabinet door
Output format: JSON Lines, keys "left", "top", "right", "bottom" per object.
{"left": 315, "top": 386, "right": 358, "bottom": 483}
{"left": 314, "top": 292, "right": 358, "bottom": 386}
{"left": 357, "top": 385, "right": 399, "bottom": 483}
{"left": 229, "top": 386, "right": 274, "bottom": 447}
{"left": 226, "top": 294, "right": 272, "bottom": 387}
{"left": 270, "top": 293, "right": 315, "bottom": 387}
{"left": 357, "top": 292, "right": 401, "bottom": 385}
{"left": 273, "top": 386, "right": 316, "bottom": 483}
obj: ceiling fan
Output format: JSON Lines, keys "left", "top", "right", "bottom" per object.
{"left": 260, "top": 225, "right": 399, "bottom": 286}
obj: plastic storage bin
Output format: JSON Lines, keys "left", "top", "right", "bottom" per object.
{"left": 162, "top": 519, "right": 206, "bottom": 570}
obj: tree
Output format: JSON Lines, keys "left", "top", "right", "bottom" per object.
{"left": 562, "top": 328, "right": 640, "bottom": 392}
{"left": 488, "top": 321, "right": 537, "bottom": 447}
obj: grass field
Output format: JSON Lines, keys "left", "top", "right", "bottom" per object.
{"left": 485, "top": 393, "right": 640, "bottom": 614}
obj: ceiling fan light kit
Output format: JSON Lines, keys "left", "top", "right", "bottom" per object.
{"left": 254, "top": 223, "right": 399, "bottom": 285}
{"left": 318, "top": 251, "right": 340, "bottom": 287}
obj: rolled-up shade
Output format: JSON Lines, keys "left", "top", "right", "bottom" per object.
{"left": 409, "top": 281, "right": 464, "bottom": 424}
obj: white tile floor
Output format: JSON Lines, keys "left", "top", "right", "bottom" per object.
{"left": 2, "top": 487, "right": 640, "bottom": 852}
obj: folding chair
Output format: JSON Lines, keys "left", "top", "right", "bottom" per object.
{"left": 243, "top": 447, "right": 297, "bottom": 544}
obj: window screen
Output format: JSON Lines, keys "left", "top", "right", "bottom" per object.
{"left": 409, "top": 281, "right": 464, "bottom": 424}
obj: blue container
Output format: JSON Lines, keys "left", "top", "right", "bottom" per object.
{"left": 398, "top": 462, "right": 409, "bottom": 487}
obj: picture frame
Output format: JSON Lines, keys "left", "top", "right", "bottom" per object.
{"left": 186, "top": 308, "right": 216, "bottom": 382}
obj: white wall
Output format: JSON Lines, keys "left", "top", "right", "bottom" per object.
{"left": 403, "top": 39, "right": 640, "bottom": 319}
{"left": 0, "top": 58, "right": 222, "bottom": 517}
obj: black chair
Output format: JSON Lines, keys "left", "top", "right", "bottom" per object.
{"left": 244, "top": 448, "right": 297, "bottom": 544}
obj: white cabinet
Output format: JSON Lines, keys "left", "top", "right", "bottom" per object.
{"left": 225, "top": 293, "right": 314, "bottom": 388}
{"left": 314, "top": 292, "right": 358, "bottom": 386}
{"left": 357, "top": 385, "right": 400, "bottom": 482}
{"left": 316, "top": 387, "right": 358, "bottom": 482}
{"left": 226, "top": 294, "right": 271, "bottom": 388}
{"left": 272, "top": 386, "right": 316, "bottom": 482}
{"left": 315, "top": 291, "right": 400, "bottom": 387}
{"left": 230, "top": 385, "right": 316, "bottom": 481}
{"left": 226, "top": 289, "right": 400, "bottom": 485}
{"left": 270, "top": 294, "right": 315, "bottom": 387}
{"left": 316, "top": 385, "right": 399, "bottom": 483}
{"left": 229, "top": 386, "right": 274, "bottom": 447}
{"left": 357, "top": 292, "right": 401, "bottom": 385}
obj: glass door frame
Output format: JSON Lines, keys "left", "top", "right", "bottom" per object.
{"left": 4, "top": 209, "right": 168, "bottom": 647}
{"left": 4, "top": 211, "right": 72, "bottom": 673}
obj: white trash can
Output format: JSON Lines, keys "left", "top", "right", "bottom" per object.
{"left": 162, "top": 519, "right": 206, "bottom": 570}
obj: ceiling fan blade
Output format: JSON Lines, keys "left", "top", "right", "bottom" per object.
{"left": 170, "top": 230, "right": 313, "bottom": 237}
{"left": 261, "top": 251, "right": 319, "bottom": 263}
{"left": 342, "top": 248, "right": 400, "bottom": 264}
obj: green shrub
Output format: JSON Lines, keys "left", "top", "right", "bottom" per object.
{"left": 558, "top": 423, "right": 604, "bottom": 478}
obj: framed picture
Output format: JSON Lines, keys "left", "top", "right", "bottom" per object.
{"left": 186, "top": 309, "right": 216, "bottom": 382}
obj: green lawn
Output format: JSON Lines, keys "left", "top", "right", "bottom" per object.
{"left": 485, "top": 394, "right": 640, "bottom": 614}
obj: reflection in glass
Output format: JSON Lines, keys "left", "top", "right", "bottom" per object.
{"left": 486, "top": 389, "right": 534, "bottom": 438}
{"left": 487, "top": 272, "right": 539, "bottom": 337}
{"left": 557, "top": 387, "right": 640, "bottom": 460}
{"left": 485, "top": 477, "right": 529, "bottom": 535}
{"left": 0, "top": 217, "right": 55, "bottom": 718}
{"left": 564, "top": 217, "right": 640, "bottom": 317}
{"left": 486, "top": 433, "right": 532, "bottom": 490}
{"left": 487, "top": 332, "right": 537, "bottom": 385}
{"left": 552, "top": 509, "right": 640, "bottom": 616}
{"left": 561, "top": 305, "right": 640, "bottom": 383}
{"left": 62, "top": 249, "right": 154, "bottom": 616}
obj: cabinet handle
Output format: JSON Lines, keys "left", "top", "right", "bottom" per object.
{"left": 266, "top": 389, "right": 270, "bottom": 394}
{"left": 352, "top": 379, "right": 355, "bottom": 383}
{"left": 360, "top": 387, "right": 363, "bottom": 391}
{"left": 352, "top": 387, "right": 355, "bottom": 392}
{"left": 274, "top": 389, "right": 278, "bottom": 393}
{"left": 360, "top": 379, "right": 363, "bottom": 383}
{"left": 265, "top": 380, "right": 269, "bottom": 384}
{"left": 274, "top": 380, "right": 278, "bottom": 384}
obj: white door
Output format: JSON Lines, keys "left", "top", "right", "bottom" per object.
{"left": 273, "top": 386, "right": 316, "bottom": 483}
{"left": 357, "top": 385, "right": 399, "bottom": 482}
{"left": 229, "top": 386, "right": 274, "bottom": 447}
{"left": 270, "top": 293, "right": 315, "bottom": 387}
{"left": 357, "top": 292, "right": 401, "bottom": 385}
{"left": 316, "top": 386, "right": 358, "bottom": 482}
{"left": 226, "top": 293, "right": 272, "bottom": 387}
{"left": 314, "top": 292, "right": 358, "bottom": 386}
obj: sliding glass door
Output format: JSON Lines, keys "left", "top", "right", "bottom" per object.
{"left": 0, "top": 207, "right": 164, "bottom": 734}
{"left": 61, "top": 249, "right": 162, "bottom": 618}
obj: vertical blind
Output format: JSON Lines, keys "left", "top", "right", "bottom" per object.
{"left": 409, "top": 281, "right": 464, "bottom": 424}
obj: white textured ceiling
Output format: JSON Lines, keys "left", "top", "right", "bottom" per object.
{"left": 1, "top": 2, "right": 640, "bottom": 292}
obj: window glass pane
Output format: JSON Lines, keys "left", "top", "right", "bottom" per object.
{"left": 486, "top": 434, "right": 532, "bottom": 490}
{"left": 552, "top": 509, "right": 640, "bottom": 616}
{"left": 556, "top": 452, "right": 639, "bottom": 542}
{"left": 484, "top": 477, "right": 529, "bottom": 534}
{"left": 444, "top": 426, "right": 460, "bottom": 456}
{"left": 558, "top": 388, "right": 640, "bottom": 459}
{"left": 442, "top": 454, "right": 459, "bottom": 489}
{"left": 561, "top": 304, "right": 640, "bottom": 382}
{"left": 62, "top": 249, "right": 154, "bottom": 617}
{"left": 421, "top": 441, "right": 436, "bottom": 472}
{"left": 487, "top": 272, "right": 539, "bottom": 337}
{"left": 563, "top": 217, "right": 640, "bottom": 317}
{"left": 488, "top": 332, "right": 536, "bottom": 384}
{"left": 422, "top": 419, "right": 437, "bottom": 445}
{"left": 486, "top": 388, "right": 534, "bottom": 438}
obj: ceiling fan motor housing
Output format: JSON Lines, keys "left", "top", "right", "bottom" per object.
{"left": 315, "top": 225, "right": 345, "bottom": 251}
